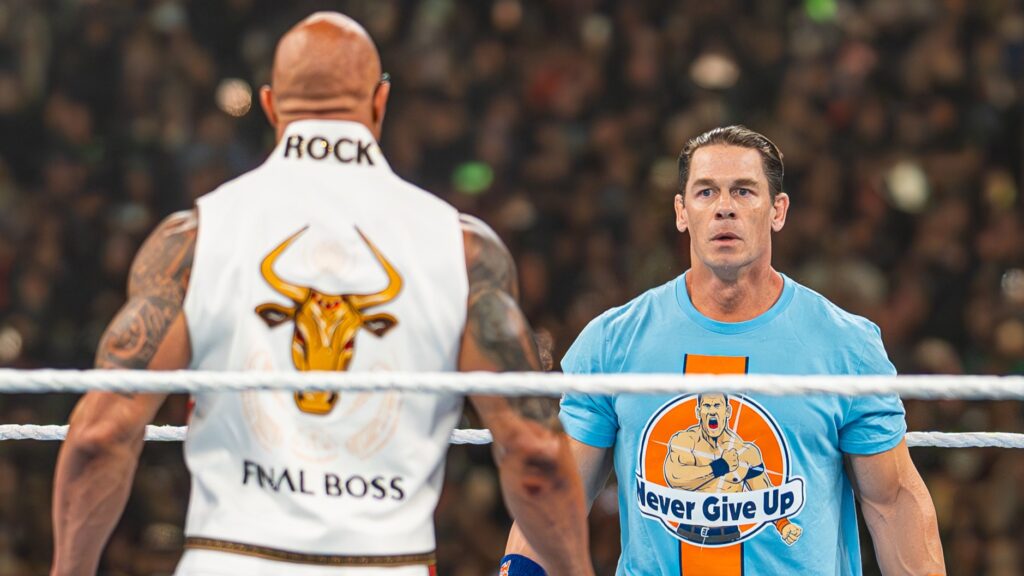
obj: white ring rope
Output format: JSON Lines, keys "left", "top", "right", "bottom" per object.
{"left": 0, "top": 370, "right": 1022, "bottom": 399}
{"left": 2, "top": 371, "right": 1020, "bottom": 448}
{"left": 0, "top": 425, "right": 1020, "bottom": 449}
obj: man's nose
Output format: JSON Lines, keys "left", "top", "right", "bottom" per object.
{"left": 715, "top": 194, "right": 737, "bottom": 219}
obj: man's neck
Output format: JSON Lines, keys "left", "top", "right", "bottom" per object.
{"left": 701, "top": 429, "right": 720, "bottom": 448}
{"left": 686, "top": 263, "right": 784, "bottom": 323}
{"left": 275, "top": 114, "right": 378, "bottom": 142}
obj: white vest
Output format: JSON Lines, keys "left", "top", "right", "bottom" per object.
{"left": 180, "top": 120, "right": 467, "bottom": 570}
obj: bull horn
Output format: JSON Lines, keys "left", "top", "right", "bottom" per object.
{"left": 261, "top": 227, "right": 311, "bottom": 303}
{"left": 349, "top": 227, "right": 403, "bottom": 309}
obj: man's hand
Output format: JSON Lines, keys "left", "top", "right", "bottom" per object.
{"left": 780, "top": 521, "right": 802, "bottom": 545}
{"left": 721, "top": 448, "right": 739, "bottom": 472}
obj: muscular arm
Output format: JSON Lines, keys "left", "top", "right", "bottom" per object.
{"left": 458, "top": 215, "right": 593, "bottom": 576}
{"left": 52, "top": 210, "right": 196, "bottom": 576}
{"left": 664, "top": 432, "right": 718, "bottom": 489}
{"left": 735, "top": 445, "right": 802, "bottom": 543}
{"left": 848, "top": 441, "right": 945, "bottom": 575}
{"left": 664, "top": 433, "right": 749, "bottom": 490}
{"left": 737, "top": 444, "right": 769, "bottom": 490}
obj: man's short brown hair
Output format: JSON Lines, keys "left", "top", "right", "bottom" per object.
{"left": 677, "top": 125, "right": 785, "bottom": 198}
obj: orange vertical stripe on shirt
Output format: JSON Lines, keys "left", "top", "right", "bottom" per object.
{"left": 679, "top": 354, "right": 747, "bottom": 576}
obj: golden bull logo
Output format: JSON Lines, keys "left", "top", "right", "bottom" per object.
{"left": 255, "top": 226, "right": 402, "bottom": 414}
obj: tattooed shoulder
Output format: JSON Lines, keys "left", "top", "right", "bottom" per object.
{"left": 461, "top": 214, "right": 518, "bottom": 299}
{"left": 96, "top": 210, "right": 197, "bottom": 371}
{"left": 128, "top": 210, "right": 198, "bottom": 300}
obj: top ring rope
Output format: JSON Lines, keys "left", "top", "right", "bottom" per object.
{"left": 0, "top": 370, "right": 1022, "bottom": 399}
{"left": 0, "top": 426, "right": 1021, "bottom": 449}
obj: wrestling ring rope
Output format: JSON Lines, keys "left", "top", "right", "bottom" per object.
{"left": 1, "top": 425, "right": 1022, "bottom": 449}
{"left": 1, "top": 370, "right": 1022, "bottom": 449}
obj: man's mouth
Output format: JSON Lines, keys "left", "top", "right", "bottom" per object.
{"left": 709, "top": 416, "right": 719, "bottom": 429}
{"left": 711, "top": 233, "right": 740, "bottom": 242}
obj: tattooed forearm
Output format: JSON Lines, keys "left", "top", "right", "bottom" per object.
{"left": 96, "top": 210, "right": 196, "bottom": 375}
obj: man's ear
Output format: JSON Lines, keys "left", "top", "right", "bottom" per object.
{"left": 675, "top": 194, "right": 688, "bottom": 233}
{"left": 371, "top": 80, "right": 391, "bottom": 140}
{"left": 771, "top": 192, "right": 790, "bottom": 232}
{"left": 259, "top": 85, "right": 278, "bottom": 129}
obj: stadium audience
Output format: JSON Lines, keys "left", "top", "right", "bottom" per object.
{"left": 0, "top": 1, "right": 1020, "bottom": 574}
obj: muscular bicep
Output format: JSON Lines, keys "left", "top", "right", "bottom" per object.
{"left": 69, "top": 211, "right": 196, "bottom": 446}
{"left": 667, "top": 433, "right": 697, "bottom": 466}
{"left": 96, "top": 210, "right": 196, "bottom": 372}
{"left": 458, "top": 214, "right": 537, "bottom": 372}
{"left": 459, "top": 215, "right": 557, "bottom": 432}
{"left": 459, "top": 289, "right": 540, "bottom": 372}
{"left": 664, "top": 435, "right": 715, "bottom": 489}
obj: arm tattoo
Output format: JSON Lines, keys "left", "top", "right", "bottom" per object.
{"left": 461, "top": 215, "right": 560, "bottom": 428}
{"left": 96, "top": 211, "right": 197, "bottom": 378}
{"left": 466, "top": 235, "right": 517, "bottom": 299}
{"left": 97, "top": 299, "right": 179, "bottom": 370}
{"left": 467, "top": 290, "right": 534, "bottom": 370}
{"left": 510, "top": 396, "right": 561, "bottom": 429}
{"left": 462, "top": 214, "right": 535, "bottom": 370}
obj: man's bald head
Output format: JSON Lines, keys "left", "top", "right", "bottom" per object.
{"left": 260, "top": 12, "right": 389, "bottom": 140}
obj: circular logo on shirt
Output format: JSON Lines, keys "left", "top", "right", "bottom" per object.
{"left": 636, "top": 394, "right": 806, "bottom": 547}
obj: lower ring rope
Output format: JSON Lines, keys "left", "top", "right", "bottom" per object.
{"left": 0, "top": 425, "right": 1020, "bottom": 449}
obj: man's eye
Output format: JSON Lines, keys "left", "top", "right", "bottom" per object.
{"left": 697, "top": 189, "right": 713, "bottom": 197}
{"left": 736, "top": 188, "right": 751, "bottom": 196}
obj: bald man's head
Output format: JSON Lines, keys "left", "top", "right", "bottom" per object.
{"left": 260, "top": 12, "right": 390, "bottom": 140}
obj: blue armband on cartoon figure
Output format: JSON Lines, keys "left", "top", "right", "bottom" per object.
{"left": 710, "top": 456, "right": 730, "bottom": 477}
{"left": 499, "top": 554, "right": 547, "bottom": 576}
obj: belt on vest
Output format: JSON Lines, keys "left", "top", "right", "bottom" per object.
{"left": 185, "top": 537, "right": 437, "bottom": 567}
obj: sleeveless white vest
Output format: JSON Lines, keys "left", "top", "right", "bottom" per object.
{"left": 180, "top": 120, "right": 467, "bottom": 569}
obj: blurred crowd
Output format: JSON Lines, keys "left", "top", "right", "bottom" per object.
{"left": 0, "top": 0, "right": 1021, "bottom": 574}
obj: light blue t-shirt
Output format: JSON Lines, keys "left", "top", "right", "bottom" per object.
{"left": 560, "top": 273, "right": 905, "bottom": 576}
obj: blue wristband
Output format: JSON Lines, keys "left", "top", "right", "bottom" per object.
{"left": 499, "top": 554, "right": 547, "bottom": 576}
{"left": 710, "top": 457, "right": 730, "bottom": 477}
